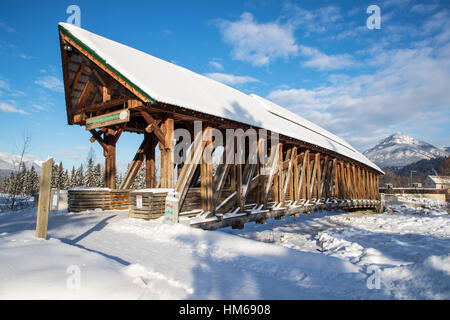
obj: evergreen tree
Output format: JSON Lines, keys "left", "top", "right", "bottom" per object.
{"left": 6, "top": 172, "right": 15, "bottom": 195}
{"left": 94, "top": 164, "right": 103, "bottom": 187}
{"left": 75, "top": 164, "right": 84, "bottom": 186}
{"left": 50, "top": 162, "right": 59, "bottom": 189}
{"left": 115, "top": 172, "right": 123, "bottom": 188}
{"left": 55, "top": 161, "right": 65, "bottom": 190}
{"left": 131, "top": 164, "right": 146, "bottom": 189}
{"left": 62, "top": 169, "right": 70, "bottom": 189}
{"left": 17, "top": 162, "right": 27, "bottom": 195}
{"left": 69, "top": 166, "right": 77, "bottom": 188}
{"left": 28, "top": 166, "right": 39, "bottom": 195}
{"left": 84, "top": 156, "right": 96, "bottom": 187}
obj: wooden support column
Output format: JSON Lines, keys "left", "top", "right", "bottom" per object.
{"left": 305, "top": 153, "right": 312, "bottom": 200}
{"left": 375, "top": 174, "right": 380, "bottom": 200}
{"left": 345, "top": 163, "right": 352, "bottom": 199}
{"left": 357, "top": 167, "right": 363, "bottom": 200}
{"left": 145, "top": 134, "right": 156, "bottom": 188}
{"left": 282, "top": 147, "right": 295, "bottom": 202}
{"left": 277, "top": 143, "right": 284, "bottom": 204}
{"left": 340, "top": 161, "right": 346, "bottom": 199}
{"left": 236, "top": 160, "right": 243, "bottom": 210}
{"left": 160, "top": 117, "right": 174, "bottom": 188}
{"left": 257, "top": 137, "right": 266, "bottom": 205}
{"left": 362, "top": 169, "right": 368, "bottom": 199}
{"left": 370, "top": 172, "right": 374, "bottom": 200}
{"left": 316, "top": 155, "right": 322, "bottom": 199}
{"left": 309, "top": 153, "right": 319, "bottom": 200}
{"left": 332, "top": 159, "right": 338, "bottom": 198}
{"left": 89, "top": 128, "right": 122, "bottom": 189}
{"left": 201, "top": 126, "right": 213, "bottom": 212}
{"left": 319, "top": 156, "right": 328, "bottom": 199}
{"left": 104, "top": 134, "right": 116, "bottom": 189}
{"left": 293, "top": 149, "right": 299, "bottom": 201}
{"left": 299, "top": 151, "right": 309, "bottom": 200}
{"left": 263, "top": 142, "right": 280, "bottom": 208}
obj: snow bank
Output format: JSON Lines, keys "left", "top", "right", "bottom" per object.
{"left": 0, "top": 230, "right": 141, "bottom": 299}
{"left": 0, "top": 196, "right": 448, "bottom": 299}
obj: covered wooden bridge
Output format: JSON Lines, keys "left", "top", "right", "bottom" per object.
{"left": 58, "top": 22, "right": 384, "bottom": 229}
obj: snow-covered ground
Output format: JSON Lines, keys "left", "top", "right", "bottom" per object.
{"left": 0, "top": 197, "right": 448, "bottom": 299}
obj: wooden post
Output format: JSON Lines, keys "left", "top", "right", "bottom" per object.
{"left": 278, "top": 144, "right": 285, "bottom": 203}
{"left": 201, "top": 126, "right": 213, "bottom": 212}
{"left": 159, "top": 117, "right": 174, "bottom": 188}
{"left": 257, "top": 137, "right": 266, "bottom": 205}
{"left": 300, "top": 150, "right": 309, "bottom": 200}
{"left": 36, "top": 158, "right": 53, "bottom": 239}
{"left": 145, "top": 134, "right": 156, "bottom": 188}
{"left": 263, "top": 142, "right": 280, "bottom": 208}
{"left": 237, "top": 161, "right": 243, "bottom": 210}
{"left": 104, "top": 131, "right": 117, "bottom": 189}
{"left": 332, "top": 159, "right": 338, "bottom": 198}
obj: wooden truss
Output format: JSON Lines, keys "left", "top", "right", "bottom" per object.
{"left": 59, "top": 27, "right": 382, "bottom": 227}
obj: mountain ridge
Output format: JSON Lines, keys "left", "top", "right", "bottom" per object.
{"left": 363, "top": 133, "right": 448, "bottom": 168}
{"left": 0, "top": 152, "right": 43, "bottom": 172}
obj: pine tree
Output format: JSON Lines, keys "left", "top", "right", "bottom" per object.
{"left": 94, "top": 164, "right": 103, "bottom": 187}
{"left": 115, "top": 172, "right": 123, "bottom": 188}
{"left": 28, "top": 166, "right": 39, "bottom": 195}
{"left": 75, "top": 164, "right": 84, "bottom": 186}
{"left": 55, "top": 161, "right": 65, "bottom": 190}
{"left": 131, "top": 164, "right": 146, "bottom": 189}
{"left": 84, "top": 156, "right": 96, "bottom": 187}
{"left": 6, "top": 172, "right": 15, "bottom": 195}
{"left": 50, "top": 162, "right": 59, "bottom": 189}
{"left": 62, "top": 169, "right": 70, "bottom": 189}
{"left": 69, "top": 166, "right": 76, "bottom": 188}
{"left": 18, "top": 162, "right": 27, "bottom": 195}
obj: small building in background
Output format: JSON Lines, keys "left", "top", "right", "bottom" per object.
{"left": 425, "top": 176, "right": 450, "bottom": 189}
{"left": 412, "top": 182, "right": 422, "bottom": 188}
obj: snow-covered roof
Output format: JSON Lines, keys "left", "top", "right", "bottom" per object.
{"left": 428, "top": 176, "right": 450, "bottom": 185}
{"left": 58, "top": 22, "right": 383, "bottom": 173}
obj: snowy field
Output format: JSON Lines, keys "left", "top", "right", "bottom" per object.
{"left": 0, "top": 197, "right": 448, "bottom": 300}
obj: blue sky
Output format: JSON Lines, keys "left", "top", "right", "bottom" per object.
{"left": 0, "top": 0, "right": 449, "bottom": 172}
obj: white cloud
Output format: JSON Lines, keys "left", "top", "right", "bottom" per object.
{"left": 209, "top": 60, "right": 224, "bottom": 70}
{"left": 215, "top": 12, "right": 299, "bottom": 66}
{"left": 14, "top": 53, "right": 34, "bottom": 60}
{"left": 286, "top": 4, "right": 342, "bottom": 35}
{"left": 0, "top": 79, "right": 10, "bottom": 91}
{"left": 0, "top": 102, "right": 28, "bottom": 115}
{"left": 267, "top": 43, "right": 450, "bottom": 151}
{"left": 411, "top": 3, "right": 440, "bottom": 14}
{"left": 299, "top": 46, "right": 355, "bottom": 70}
{"left": 35, "top": 75, "right": 64, "bottom": 93}
{"left": 0, "top": 20, "right": 15, "bottom": 33}
{"left": 204, "top": 72, "right": 259, "bottom": 86}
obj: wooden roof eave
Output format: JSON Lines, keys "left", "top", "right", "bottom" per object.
{"left": 58, "top": 25, "right": 156, "bottom": 106}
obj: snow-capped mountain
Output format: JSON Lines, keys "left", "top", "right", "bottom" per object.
{"left": 0, "top": 152, "right": 43, "bottom": 172}
{"left": 363, "top": 133, "right": 449, "bottom": 168}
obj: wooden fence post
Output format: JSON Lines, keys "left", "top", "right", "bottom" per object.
{"left": 36, "top": 158, "right": 53, "bottom": 239}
